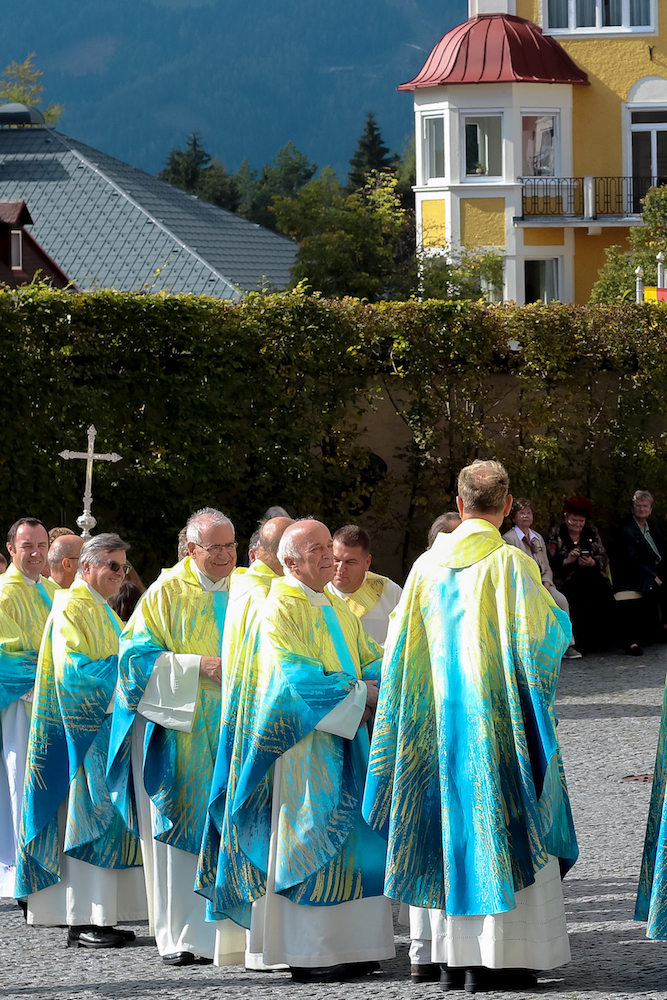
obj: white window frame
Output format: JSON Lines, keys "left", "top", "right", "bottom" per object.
{"left": 625, "top": 102, "right": 667, "bottom": 175}
{"left": 542, "top": 0, "right": 655, "bottom": 34}
{"left": 460, "top": 110, "right": 504, "bottom": 183}
{"left": 520, "top": 111, "right": 561, "bottom": 177}
{"left": 523, "top": 257, "right": 563, "bottom": 303}
{"left": 422, "top": 114, "right": 446, "bottom": 185}
{"left": 10, "top": 230, "right": 22, "bottom": 270}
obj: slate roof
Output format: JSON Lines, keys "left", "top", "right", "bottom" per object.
{"left": 0, "top": 126, "right": 297, "bottom": 298}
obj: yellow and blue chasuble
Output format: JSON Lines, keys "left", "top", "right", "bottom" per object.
{"left": 15, "top": 580, "right": 141, "bottom": 896}
{"left": 362, "top": 519, "right": 578, "bottom": 916}
{"left": 0, "top": 565, "right": 55, "bottom": 711}
{"left": 333, "top": 571, "right": 387, "bottom": 621}
{"left": 195, "top": 559, "right": 277, "bottom": 898}
{"left": 196, "top": 576, "right": 387, "bottom": 928}
{"left": 636, "top": 685, "right": 667, "bottom": 936}
{"left": 107, "top": 557, "right": 231, "bottom": 855}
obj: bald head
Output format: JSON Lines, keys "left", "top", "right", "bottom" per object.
{"left": 48, "top": 534, "right": 83, "bottom": 589}
{"left": 277, "top": 519, "right": 334, "bottom": 593}
{"left": 256, "top": 516, "right": 294, "bottom": 575}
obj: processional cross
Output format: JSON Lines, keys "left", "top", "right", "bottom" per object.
{"left": 59, "top": 425, "right": 122, "bottom": 538}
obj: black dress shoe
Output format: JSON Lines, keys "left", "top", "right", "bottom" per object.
{"left": 440, "top": 965, "right": 466, "bottom": 991}
{"left": 162, "top": 952, "right": 195, "bottom": 966}
{"left": 102, "top": 926, "right": 135, "bottom": 942}
{"left": 464, "top": 967, "right": 484, "bottom": 994}
{"left": 291, "top": 962, "right": 380, "bottom": 982}
{"left": 497, "top": 968, "right": 538, "bottom": 989}
{"left": 411, "top": 962, "right": 440, "bottom": 982}
{"left": 67, "top": 926, "right": 126, "bottom": 949}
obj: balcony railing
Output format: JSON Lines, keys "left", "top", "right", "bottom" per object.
{"left": 521, "top": 177, "right": 584, "bottom": 217}
{"left": 520, "top": 176, "right": 667, "bottom": 219}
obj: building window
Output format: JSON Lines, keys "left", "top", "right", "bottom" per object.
{"left": 522, "top": 116, "right": 558, "bottom": 176}
{"left": 10, "top": 230, "right": 22, "bottom": 270}
{"left": 525, "top": 259, "right": 559, "bottom": 302}
{"left": 630, "top": 107, "right": 667, "bottom": 208}
{"left": 546, "top": 0, "right": 652, "bottom": 30}
{"left": 423, "top": 117, "right": 445, "bottom": 181}
{"left": 464, "top": 115, "right": 502, "bottom": 178}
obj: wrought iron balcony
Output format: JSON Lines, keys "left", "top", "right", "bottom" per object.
{"left": 520, "top": 175, "right": 666, "bottom": 219}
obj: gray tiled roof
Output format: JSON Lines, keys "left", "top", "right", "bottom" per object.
{"left": 0, "top": 127, "right": 297, "bottom": 298}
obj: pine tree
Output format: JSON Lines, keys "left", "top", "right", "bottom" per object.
{"left": 0, "top": 53, "right": 63, "bottom": 124}
{"left": 347, "top": 112, "right": 395, "bottom": 192}
{"left": 159, "top": 132, "right": 211, "bottom": 193}
{"left": 158, "top": 133, "right": 240, "bottom": 212}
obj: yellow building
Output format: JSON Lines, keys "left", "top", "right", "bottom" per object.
{"left": 404, "top": 0, "right": 665, "bottom": 302}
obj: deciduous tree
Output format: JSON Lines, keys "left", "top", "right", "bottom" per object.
{"left": 0, "top": 53, "right": 63, "bottom": 124}
{"left": 590, "top": 185, "right": 667, "bottom": 301}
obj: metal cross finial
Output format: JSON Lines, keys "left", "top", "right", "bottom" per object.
{"left": 59, "top": 425, "right": 122, "bottom": 538}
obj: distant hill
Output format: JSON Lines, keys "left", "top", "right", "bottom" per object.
{"left": 1, "top": 0, "right": 466, "bottom": 179}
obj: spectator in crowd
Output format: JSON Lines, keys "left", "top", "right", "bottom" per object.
{"left": 108, "top": 580, "right": 142, "bottom": 622}
{"left": 546, "top": 496, "right": 617, "bottom": 655}
{"left": 0, "top": 553, "right": 7, "bottom": 574}
{"left": 612, "top": 490, "right": 667, "bottom": 650}
{"left": 427, "top": 512, "right": 461, "bottom": 548}
{"left": 503, "top": 498, "right": 581, "bottom": 659}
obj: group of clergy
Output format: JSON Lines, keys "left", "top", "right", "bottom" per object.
{"left": 3, "top": 462, "right": 667, "bottom": 992}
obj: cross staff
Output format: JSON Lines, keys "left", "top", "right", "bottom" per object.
{"left": 59, "top": 425, "right": 122, "bottom": 538}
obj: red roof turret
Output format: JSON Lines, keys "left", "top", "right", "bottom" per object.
{"left": 398, "top": 14, "right": 588, "bottom": 90}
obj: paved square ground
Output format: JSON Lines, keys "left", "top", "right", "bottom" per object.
{"left": 2, "top": 650, "right": 666, "bottom": 998}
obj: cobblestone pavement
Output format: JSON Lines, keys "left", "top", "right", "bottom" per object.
{"left": 2, "top": 649, "right": 667, "bottom": 999}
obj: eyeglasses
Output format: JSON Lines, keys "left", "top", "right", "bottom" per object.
{"left": 98, "top": 560, "right": 131, "bottom": 574}
{"left": 194, "top": 542, "right": 238, "bottom": 554}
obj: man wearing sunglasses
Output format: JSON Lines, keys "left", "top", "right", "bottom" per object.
{"left": 16, "top": 533, "right": 146, "bottom": 949}
{"left": 108, "top": 507, "right": 246, "bottom": 967}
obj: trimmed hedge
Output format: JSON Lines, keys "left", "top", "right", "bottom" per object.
{"left": 2, "top": 286, "right": 667, "bottom": 579}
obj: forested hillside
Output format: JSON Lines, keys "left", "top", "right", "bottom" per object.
{"left": 0, "top": 0, "right": 465, "bottom": 178}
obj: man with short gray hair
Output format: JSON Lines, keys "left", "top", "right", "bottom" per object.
{"left": 206, "top": 518, "right": 395, "bottom": 979}
{"left": 363, "top": 460, "right": 578, "bottom": 991}
{"left": 48, "top": 534, "right": 83, "bottom": 589}
{"left": 108, "top": 507, "right": 246, "bottom": 966}
{"left": 16, "top": 533, "right": 146, "bottom": 948}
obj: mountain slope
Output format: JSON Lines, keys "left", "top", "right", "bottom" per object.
{"left": 2, "top": 0, "right": 465, "bottom": 178}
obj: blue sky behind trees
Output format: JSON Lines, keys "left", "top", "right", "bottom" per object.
{"left": 3, "top": 0, "right": 466, "bottom": 179}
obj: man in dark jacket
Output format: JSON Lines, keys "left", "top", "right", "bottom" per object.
{"left": 614, "top": 490, "right": 667, "bottom": 646}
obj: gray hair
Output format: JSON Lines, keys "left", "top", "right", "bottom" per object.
{"left": 248, "top": 530, "right": 260, "bottom": 556}
{"left": 185, "top": 507, "right": 234, "bottom": 545}
{"left": 79, "top": 533, "right": 129, "bottom": 570}
{"left": 458, "top": 460, "right": 509, "bottom": 515}
{"left": 633, "top": 490, "right": 654, "bottom": 504}
{"left": 47, "top": 534, "right": 81, "bottom": 568}
{"left": 276, "top": 517, "right": 315, "bottom": 570}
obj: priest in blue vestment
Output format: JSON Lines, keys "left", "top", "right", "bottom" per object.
{"left": 363, "top": 460, "right": 578, "bottom": 994}
{"left": 107, "top": 507, "right": 246, "bottom": 966}
{"left": 0, "top": 518, "right": 56, "bottom": 897}
{"left": 200, "top": 518, "right": 395, "bottom": 981}
{"left": 16, "top": 533, "right": 146, "bottom": 949}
